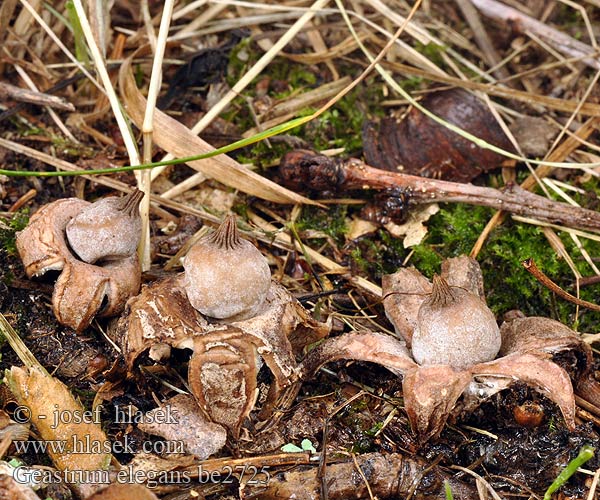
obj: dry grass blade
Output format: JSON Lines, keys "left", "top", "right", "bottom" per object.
{"left": 118, "top": 47, "right": 312, "bottom": 205}
{"left": 138, "top": 0, "right": 177, "bottom": 271}
{"left": 150, "top": 0, "right": 330, "bottom": 181}
{"left": 381, "top": 60, "right": 600, "bottom": 117}
{"left": 0, "top": 313, "right": 45, "bottom": 371}
{"left": 248, "top": 211, "right": 382, "bottom": 297}
{"left": 243, "top": 77, "right": 352, "bottom": 138}
{"left": 71, "top": 0, "right": 139, "bottom": 166}
{"left": 472, "top": 0, "right": 600, "bottom": 69}
{"left": 281, "top": 31, "right": 371, "bottom": 64}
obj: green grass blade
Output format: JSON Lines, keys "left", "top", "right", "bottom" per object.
{"left": 65, "top": 1, "right": 90, "bottom": 64}
{"left": 444, "top": 480, "right": 454, "bottom": 500}
{"left": 0, "top": 116, "right": 312, "bottom": 177}
{"left": 543, "top": 444, "right": 595, "bottom": 500}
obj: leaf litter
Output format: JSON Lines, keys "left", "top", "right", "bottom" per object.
{"left": 1, "top": 1, "right": 600, "bottom": 499}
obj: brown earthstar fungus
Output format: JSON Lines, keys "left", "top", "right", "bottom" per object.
{"left": 182, "top": 215, "right": 271, "bottom": 320}
{"left": 301, "top": 256, "right": 593, "bottom": 442}
{"left": 114, "top": 216, "right": 329, "bottom": 441}
{"left": 411, "top": 274, "right": 501, "bottom": 368}
{"left": 66, "top": 189, "right": 143, "bottom": 264}
{"left": 16, "top": 190, "right": 144, "bottom": 332}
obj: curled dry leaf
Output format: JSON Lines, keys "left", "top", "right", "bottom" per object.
{"left": 6, "top": 366, "right": 111, "bottom": 499}
{"left": 362, "top": 88, "right": 516, "bottom": 182}
{"left": 301, "top": 256, "right": 593, "bottom": 441}
{"left": 16, "top": 193, "right": 143, "bottom": 332}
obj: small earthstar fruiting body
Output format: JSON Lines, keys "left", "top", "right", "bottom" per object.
{"left": 183, "top": 215, "right": 271, "bottom": 320}
{"left": 66, "top": 189, "right": 144, "bottom": 264}
{"left": 411, "top": 274, "right": 501, "bottom": 369}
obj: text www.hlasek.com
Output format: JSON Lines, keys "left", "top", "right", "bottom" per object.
{"left": 13, "top": 434, "right": 184, "bottom": 455}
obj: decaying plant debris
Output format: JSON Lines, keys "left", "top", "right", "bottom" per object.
{"left": 2, "top": 1, "right": 600, "bottom": 499}
{"left": 362, "top": 88, "right": 517, "bottom": 181}
{"left": 278, "top": 149, "right": 600, "bottom": 231}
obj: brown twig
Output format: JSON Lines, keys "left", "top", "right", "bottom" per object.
{"left": 522, "top": 258, "right": 600, "bottom": 312}
{"left": 278, "top": 150, "right": 600, "bottom": 232}
{"left": 470, "top": 116, "right": 600, "bottom": 257}
{"left": 0, "top": 81, "right": 75, "bottom": 111}
{"left": 471, "top": 0, "right": 600, "bottom": 70}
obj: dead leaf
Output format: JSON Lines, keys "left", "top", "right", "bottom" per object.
{"left": 509, "top": 115, "right": 556, "bottom": 157}
{"left": 385, "top": 203, "right": 439, "bottom": 247}
{"left": 362, "top": 88, "right": 515, "bottom": 182}
{"left": 346, "top": 218, "right": 378, "bottom": 241}
{"left": 5, "top": 366, "right": 112, "bottom": 498}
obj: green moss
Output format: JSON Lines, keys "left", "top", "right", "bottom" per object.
{"left": 414, "top": 41, "right": 446, "bottom": 67}
{"left": 406, "top": 202, "right": 600, "bottom": 330}
{"left": 296, "top": 205, "right": 349, "bottom": 243}
{"left": 410, "top": 204, "right": 492, "bottom": 277}
{"left": 236, "top": 140, "right": 293, "bottom": 168}
{"left": 226, "top": 45, "right": 386, "bottom": 161}
{"left": 0, "top": 212, "right": 29, "bottom": 256}
{"left": 399, "top": 75, "right": 424, "bottom": 92}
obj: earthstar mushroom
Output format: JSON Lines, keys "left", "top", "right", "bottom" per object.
{"left": 66, "top": 189, "right": 143, "bottom": 264}
{"left": 412, "top": 274, "right": 501, "bottom": 369}
{"left": 301, "top": 256, "right": 594, "bottom": 441}
{"left": 16, "top": 190, "right": 144, "bottom": 332}
{"left": 114, "top": 216, "right": 329, "bottom": 441}
{"left": 182, "top": 215, "right": 271, "bottom": 320}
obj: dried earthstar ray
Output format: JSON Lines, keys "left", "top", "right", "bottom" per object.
{"left": 300, "top": 256, "right": 593, "bottom": 441}
{"left": 114, "top": 276, "right": 329, "bottom": 437}
{"left": 16, "top": 197, "right": 141, "bottom": 332}
{"left": 469, "top": 353, "right": 577, "bottom": 427}
{"left": 189, "top": 328, "right": 260, "bottom": 438}
{"left": 402, "top": 365, "right": 473, "bottom": 440}
{"left": 300, "top": 331, "right": 417, "bottom": 378}
{"left": 500, "top": 315, "right": 594, "bottom": 361}
{"left": 115, "top": 276, "right": 210, "bottom": 368}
